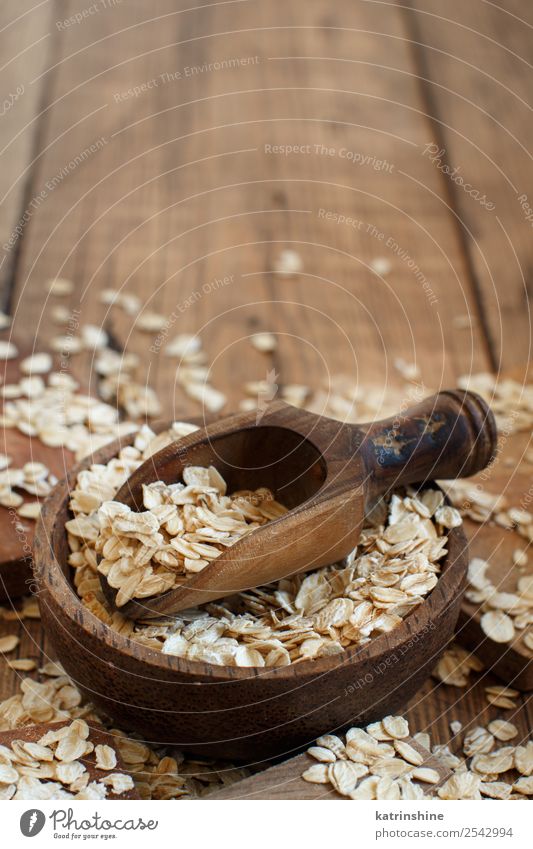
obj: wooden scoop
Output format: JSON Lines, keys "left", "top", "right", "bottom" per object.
{"left": 99, "top": 389, "right": 497, "bottom": 620}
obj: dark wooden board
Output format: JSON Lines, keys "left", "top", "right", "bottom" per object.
{"left": 0, "top": 1, "right": 54, "bottom": 301}
{"left": 208, "top": 738, "right": 451, "bottom": 799}
{"left": 0, "top": 720, "right": 139, "bottom": 799}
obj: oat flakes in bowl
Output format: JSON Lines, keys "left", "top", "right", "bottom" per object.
{"left": 34, "top": 422, "right": 469, "bottom": 760}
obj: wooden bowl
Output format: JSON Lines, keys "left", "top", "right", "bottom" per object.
{"left": 33, "top": 428, "right": 469, "bottom": 762}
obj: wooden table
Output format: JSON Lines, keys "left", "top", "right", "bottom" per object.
{"left": 0, "top": 0, "right": 531, "bottom": 792}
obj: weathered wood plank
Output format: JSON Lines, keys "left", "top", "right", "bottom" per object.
{"left": 10, "top": 0, "right": 491, "bottom": 419}
{"left": 0, "top": 0, "right": 55, "bottom": 306}
{"left": 208, "top": 738, "right": 450, "bottom": 799}
{"left": 1, "top": 0, "right": 529, "bottom": 794}
{"left": 402, "top": 0, "right": 533, "bottom": 372}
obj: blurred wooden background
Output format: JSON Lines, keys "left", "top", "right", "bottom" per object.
{"left": 0, "top": 0, "right": 531, "bottom": 783}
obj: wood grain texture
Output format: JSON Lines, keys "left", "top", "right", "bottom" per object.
{"left": 0, "top": 0, "right": 54, "bottom": 304}
{"left": 402, "top": 0, "right": 533, "bottom": 372}
{"left": 0, "top": 720, "right": 139, "bottom": 799}
{"left": 207, "top": 737, "right": 451, "bottom": 799}
{"left": 8, "top": 0, "right": 493, "bottom": 417}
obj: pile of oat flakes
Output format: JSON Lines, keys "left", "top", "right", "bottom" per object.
{"left": 65, "top": 421, "right": 456, "bottom": 666}
{"left": 94, "top": 468, "right": 286, "bottom": 607}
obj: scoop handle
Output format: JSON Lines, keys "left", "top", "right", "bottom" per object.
{"left": 361, "top": 389, "right": 497, "bottom": 495}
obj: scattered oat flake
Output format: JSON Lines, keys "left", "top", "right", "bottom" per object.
{"left": 136, "top": 311, "right": 167, "bottom": 332}
{"left": 515, "top": 742, "right": 533, "bottom": 776}
{"left": 485, "top": 685, "right": 519, "bottom": 697}
{"left": 101, "top": 772, "right": 134, "bottom": 794}
{"left": 302, "top": 763, "right": 329, "bottom": 784}
{"left": 433, "top": 644, "right": 483, "bottom": 687}
{"left": 480, "top": 781, "right": 511, "bottom": 800}
{"left": 484, "top": 684, "right": 519, "bottom": 710}
{"left": 6, "top": 659, "right": 37, "bottom": 671}
{"left": 438, "top": 772, "right": 481, "bottom": 800}
{"left": 274, "top": 249, "right": 303, "bottom": 276}
{"left": 480, "top": 609, "right": 515, "bottom": 644}
{"left": 328, "top": 760, "right": 366, "bottom": 795}
{"left": 0, "top": 635, "right": 19, "bottom": 653}
{"left": 376, "top": 776, "right": 401, "bottom": 799}
{"left": 463, "top": 726, "right": 494, "bottom": 757}
{"left": 382, "top": 715, "right": 409, "bottom": 739}
{"left": 250, "top": 332, "right": 277, "bottom": 353}
{"left": 370, "top": 257, "right": 391, "bottom": 275}
{"left": 39, "top": 661, "right": 65, "bottom": 677}
{"left": 488, "top": 720, "right": 518, "bottom": 742}
{"left": 513, "top": 549, "right": 528, "bottom": 568}
{"left": 513, "top": 776, "right": 533, "bottom": 796}
{"left": 393, "top": 739, "right": 424, "bottom": 765}
{"left": 315, "top": 734, "right": 347, "bottom": 759}
{"left": 182, "top": 381, "right": 226, "bottom": 413}
{"left": 95, "top": 744, "right": 117, "bottom": 771}
{"left": 51, "top": 335, "right": 82, "bottom": 355}
{"left": 349, "top": 775, "right": 380, "bottom": 800}
{"left": 20, "top": 353, "right": 53, "bottom": 375}
{"left": 308, "top": 746, "right": 336, "bottom": 763}
{"left": 472, "top": 749, "right": 515, "bottom": 775}
{"left": 410, "top": 767, "right": 440, "bottom": 784}
{"left": 51, "top": 304, "right": 71, "bottom": 324}
{"left": 394, "top": 358, "right": 420, "bottom": 381}
{"left": 0, "top": 764, "right": 19, "bottom": 783}
{"left": 17, "top": 503, "right": 42, "bottom": 520}
{"left": 55, "top": 732, "right": 88, "bottom": 763}
{"left": 47, "top": 277, "right": 74, "bottom": 296}
{"left": 435, "top": 505, "right": 462, "bottom": 529}
{"left": 165, "top": 334, "right": 201, "bottom": 358}
{"left": 0, "top": 341, "right": 18, "bottom": 360}
{"left": 82, "top": 325, "right": 108, "bottom": 350}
